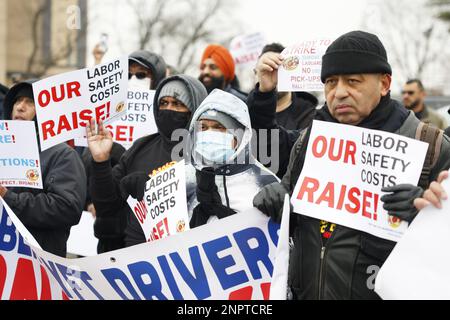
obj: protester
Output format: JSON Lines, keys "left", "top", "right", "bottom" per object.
{"left": 0, "top": 81, "right": 86, "bottom": 257}
{"left": 402, "top": 79, "right": 447, "bottom": 130}
{"left": 0, "top": 83, "right": 8, "bottom": 120}
{"left": 199, "top": 44, "right": 247, "bottom": 102}
{"left": 87, "top": 75, "right": 207, "bottom": 249}
{"left": 129, "top": 50, "right": 167, "bottom": 90}
{"left": 251, "top": 31, "right": 450, "bottom": 300}
{"left": 250, "top": 43, "right": 318, "bottom": 130}
{"left": 188, "top": 89, "right": 279, "bottom": 228}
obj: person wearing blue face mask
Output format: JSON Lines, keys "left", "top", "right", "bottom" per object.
{"left": 188, "top": 89, "right": 279, "bottom": 228}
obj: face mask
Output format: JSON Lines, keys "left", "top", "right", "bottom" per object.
{"left": 195, "top": 130, "right": 236, "bottom": 164}
{"left": 129, "top": 75, "right": 151, "bottom": 90}
{"left": 157, "top": 110, "right": 191, "bottom": 139}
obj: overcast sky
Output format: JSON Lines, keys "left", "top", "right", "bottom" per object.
{"left": 86, "top": 0, "right": 450, "bottom": 95}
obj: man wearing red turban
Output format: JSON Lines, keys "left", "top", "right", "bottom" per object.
{"left": 199, "top": 44, "right": 247, "bottom": 102}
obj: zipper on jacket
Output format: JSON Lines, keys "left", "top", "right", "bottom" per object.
{"left": 223, "top": 175, "right": 231, "bottom": 208}
{"left": 318, "top": 246, "right": 326, "bottom": 300}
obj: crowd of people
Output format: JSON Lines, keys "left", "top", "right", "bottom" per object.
{"left": 0, "top": 30, "right": 449, "bottom": 300}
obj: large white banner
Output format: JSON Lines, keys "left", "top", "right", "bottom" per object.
{"left": 0, "top": 121, "right": 43, "bottom": 189}
{"left": 127, "top": 161, "right": 190, "bottom": 242}
{"left": 291, "top": 120, "right": 428, "bottom": 242}
{"left": 75, "top": 89, "right": 157, "bottom": 150}
{"left": 1, "top": 198, "right": 282, "bottom": 300}
{"left": 278, "top": 39, "right": 332, "bottom": 92}
{"left": 33, "top": 56, "right": 128, "bottom": 151}
{"left": 375, "top": 178, "right": 450, "bottom": 300}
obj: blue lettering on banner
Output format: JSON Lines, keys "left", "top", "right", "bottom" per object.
{"left": 80, "top": 271, "right": 104, "bottom": 300}
{"left": 233, "top": 228, "right": 273, "bottom": 280}
{"left": 169, "top": 246, "right": 211, "bottom": 300}
{"left": 268, "top": 220, "right": 280, "bottom": 247}
{"left": 128, "top": 261, "right": 167, "bottom": 300}
{"left": 56, "top": 263, "right": 85, "bottom": 300}
{"left": 157, "top": 255, "right": 184, "bottom": 300}
{"left": 17, "top": 234, "right": 31, "bottom": 257}
{"left": 0, "top": 208, "right": 16, "bottom": 252}
{"left": 202, "top": 236, "right": 249, "bottom": 291}
{"left": 39, "top": 258, "right": 73, "bottom": 299}
{"left": 101, "top": 268, "right": 141, "bottom": 300}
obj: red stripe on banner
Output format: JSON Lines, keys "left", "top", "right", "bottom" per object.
{"left": 0, "top": 255, "right": 6, "bottom": 298}
{"left": 39, "top": 266, "right": 52, "bottom": 300}
{"left": 261, "top": 283, "right": 271, "bottom": 300}
{"left": 229, "top": 286, "right": 253, "bottom": 300}
{"left": 10, "top": 258, "right": 38, "bottom": 300}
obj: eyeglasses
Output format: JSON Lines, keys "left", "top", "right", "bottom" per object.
{"left": 128, "top": 72, "right": 148, "bottom": 80}
{"left": 402, "top": 91, "right": 416, "bottom": 96}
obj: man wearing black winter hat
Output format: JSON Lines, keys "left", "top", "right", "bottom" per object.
{"left": 251, "top": 31, "right": 450, "bottom": 300}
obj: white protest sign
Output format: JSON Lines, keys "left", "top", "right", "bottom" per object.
{"left": 278, "top": 39, "right": 332, "bottom": 92}
{"left": 269, "top": 195, "right": 291, "bottom": 300}
{"left": 230, "top": 32, "right": 267, "bottom": 68}
{"left": 0, "top": 121, "right": 43, "bottom": 189}
{"left": 1, "top": 198, "right": 281, "bottom": 300}
{"left": 291, "top": 120, "right": 428, "bottom": 242}
{"left": 66, "top": 211, "right": 98, "bottom": 257}
{"left": 127, "top": 161, "right": 189, "bottom": 242}
{"left": 75, "top": 89, "right": 157, "bottom": 149}
{"left": 33, "top": 56, "right": 128, "bottom": 151}
{"left": 375, "top": 178, "right": 450, "bottom": 300}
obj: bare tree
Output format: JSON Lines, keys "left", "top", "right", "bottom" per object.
{"left": 22, "top": 0, "right": 87, "bottom": 78}
{"left": 362, "top": 0, "right": 450, "bottom": 89}
{"left": 126, "top": 0, "right": 242, "bottom": 74}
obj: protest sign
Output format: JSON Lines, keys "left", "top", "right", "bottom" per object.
{"left": 230, "top": 32, "right": 266, "bottom": 68}
{"left": 33, "top": 56, "right": 128, "bottom": 151}
{"left": 269, "top": 195, "right": 290, "bottom": 300}
{"left": 1, "top": 197, "right": 281, "bottom": 300}
{"left": 291, "top": 120, "right": 428, "bottom": 242}
{"left": 278, "top": 39, "right": 332, "bottom": 92}
{"left": 0, "top": 121, "right": 43, "bottom": 189}
{"left": 66, "top": 212, "right": 98, "bottom": 257}
{"left": 375, "top": 178, "right": 450, "bottom": 300}
{"left": 75, "top": 89, "right": 157, "bottom": 149}
{"left": 127, "top": 161, "right": 189, "bottom": 242}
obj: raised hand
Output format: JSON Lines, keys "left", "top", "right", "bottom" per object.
{"left": 86, "top": 118, "right": 113, "bottom": 163}
{"left": 255, "top": 52, "right": 284, "bottom": 93}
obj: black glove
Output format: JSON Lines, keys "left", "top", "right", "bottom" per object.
{"left": 120, "top": 171, "right": 150, "bottom": 201}
{"left": 381, "top": 184, "right": 424, "bottom": 223}
{"left": 253, "top": 182, "right": 290, "bottom": 223}
{"left": 196, "top": 168, "right": 222, "bottom": 204}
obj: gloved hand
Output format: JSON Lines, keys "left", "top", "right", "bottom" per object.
{"left": 196, "top": 168, "right": 222, "bottom": 204}
{"left": 120, "top": 171, "right": 150, "bottom": 201}
{"left": 253, "top": 182, "right": 290, "bottom": 223}
{"left": 381, "top": 184, "right": 424, "bottom": 223}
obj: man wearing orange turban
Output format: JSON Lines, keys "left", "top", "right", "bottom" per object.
{"left": 199, "top": 44, "right": 247, "bottom": 102}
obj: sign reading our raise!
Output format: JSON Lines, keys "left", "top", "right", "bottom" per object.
{"left": 291, "top": 120, "right": 428, "bottom": 242}
{"left": 33, "top": 56, "right": 128, "bottom": 151}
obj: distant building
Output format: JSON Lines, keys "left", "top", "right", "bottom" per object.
{"left": 0, "top": 0, "right": 87, "bottom": 85}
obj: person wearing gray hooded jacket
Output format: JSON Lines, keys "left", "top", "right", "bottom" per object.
{"left": 88, "top": 75, "right": 207, "bottom": 249}
{"left": 187, "top": 89, "right": 279, "bottom": 227}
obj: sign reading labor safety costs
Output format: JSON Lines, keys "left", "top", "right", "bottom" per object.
{"left": 33, "top": 56, "right": 128, "bottom": 151}
{"left": 278, "top": 39, "right": 332, "bottom": 92}
{"left": 0, "top": 121, "right": 43, "bottom": 189}
{"left": 1, "top": 197, "right": 281, "bottom": 300}
{"left": 75, "top": 89, "right": 157, "bottom": 150}
{"left": 291, "top": 120, "right": 428, "bottom": 242}
{"left": 128, "top": 161, "right": 189, "bottom": 242}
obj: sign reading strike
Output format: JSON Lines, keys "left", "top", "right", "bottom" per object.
{"left": 1, "top": 198, "right": 281, "bottom": 300}
{"left": 291, "top": 121, "right": 428, "bottom": 242}
{"left": 230, "top": 32, "right": 267, "bottom": 68}
{"left": 75, "top": 89, "right": 157, "bottom": 149}
{"left": 278, "top": 39, "right": 332, "bottom": 92}
{"left": 128, "top": 161, "right": 189, "bottom": 242}
{"left": 0, "top": 121, "right": 43, "bottom": 189}
{"left": 33, "top": 56, "right": 128, "bottom": 151}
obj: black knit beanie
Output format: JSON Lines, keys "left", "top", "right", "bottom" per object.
{"left": 321, "top": 31, "right": 392, "bottom": 83}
